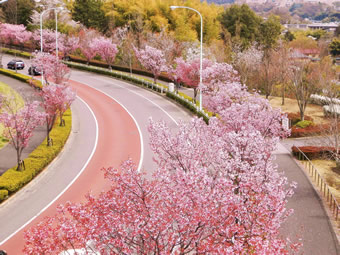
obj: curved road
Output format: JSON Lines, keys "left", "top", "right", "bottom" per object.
{"left": 0, "top": 60, "right": 191, "bottom": 253}
{"left": 0, "top": 55, "right": 339, "bottom": 254}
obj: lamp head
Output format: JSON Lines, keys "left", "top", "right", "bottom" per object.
{"left": 170, "top": 6, "right": 178, "bottom": 10}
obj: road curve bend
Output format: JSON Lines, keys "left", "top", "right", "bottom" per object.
{"left": 0, "top": 80, "right": 142, "bottom": 253}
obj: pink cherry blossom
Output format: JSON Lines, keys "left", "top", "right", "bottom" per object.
{"left": 0, "top": 23, "right": 32, "bottom": 46}
{"left": 92, "top": 36, "right": 118, "bottom": 70}
{"left": 32, "top": 29, "right": 64, "bottom": 53}
{"left": 175, "top": 57, "right": 212, "bottom": 102}
{"left": 0, "top": 99, "right": 45, "bottom": 170}
{"left": 39, "top": 83, "right": 76, "bottom": 145}
{"left": 32, "top": 52, "right": 70, "bottom": 85}
{"left": 134, "top": 45, "right": 167, "bottom": 84}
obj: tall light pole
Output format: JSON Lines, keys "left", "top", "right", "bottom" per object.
{"left": 39, "top": 7, "right": 63, "bottom": 59}
{"left": 170, "top": 5, "right": 203, "bottom": 111}
{"left": 38, "top": 6, "right": 64, "bottom": 84}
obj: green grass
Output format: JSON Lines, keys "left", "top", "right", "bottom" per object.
{"left": 0, "top": 81, "right": 25, "bottom": 149}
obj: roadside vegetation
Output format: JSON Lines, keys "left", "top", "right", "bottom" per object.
{"left": 0, "top": 0, "right": 339, "bottom": 252}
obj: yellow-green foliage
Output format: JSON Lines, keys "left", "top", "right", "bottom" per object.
{"left": 0, "top": 81, "right": 25, "bottom": 149}
{"left": 0, "top": 109, "right": 72, "bottom": 202}
{"left": 0, "top": 68, "right": 42, "bottom": 89}
{"left": 1, "top": 47, "right": 32, "bottom": 59}
{"left": 104, "top": 0, "right": 222, "bottom": 43}
{"left": 0, "top": 190, "right": 8, "bottom": 201}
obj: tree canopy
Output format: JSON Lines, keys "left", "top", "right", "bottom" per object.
{"left": 72, "top": 0, "right": 109, "bottom": 32}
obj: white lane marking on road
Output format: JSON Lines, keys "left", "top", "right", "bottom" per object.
{"left": 0, "top": 96, "right": 99, "bottom": 246}
{"left": 76, "top": 81, "right": 144, "bottom": 172}
{"left": 116, "top": 82, "right": 179, "bottom": 126}
{"left": 88, "top": 75, "right": 179, "bottom": 126}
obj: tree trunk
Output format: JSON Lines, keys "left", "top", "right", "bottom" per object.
{"left": 281, "top": 84, "right": 285, "bottom": 105}
{"left": 129, "top": 57, "right": 132, "bottom": 76}
{"left": 193, "top": 88, "right": 197, "bottom": 104}
{"left": 16, "top": 148, "right": 22, "bottom": 171}
{"left": 300, "top": 109, "right": 305, "bottom": 121}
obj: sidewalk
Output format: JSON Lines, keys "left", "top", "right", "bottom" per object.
{"left": 0, "top": 75, "right": 46, "bottom": 175}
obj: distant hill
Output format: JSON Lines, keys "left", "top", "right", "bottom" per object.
{"left": 205, "top": 0, "right": 235, "bottom": 4}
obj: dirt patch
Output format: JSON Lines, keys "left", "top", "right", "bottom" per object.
{"left": 267, "top": 96, "right": 329, "bottom": 125}
{"left": 310, "top": 159, "right": 340, "bottom": 204}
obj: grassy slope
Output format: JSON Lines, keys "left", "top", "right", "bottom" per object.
{"left": 0, "top": 81, "right": 25, "bottom": 149}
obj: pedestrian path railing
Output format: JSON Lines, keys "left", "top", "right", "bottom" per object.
{"left": 295, "top": 147, "right": 340, "bottom": 221}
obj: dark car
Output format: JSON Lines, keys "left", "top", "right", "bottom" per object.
{"left": 7, "top": 59, "right": 25, "bottom": 70}
{"left": 28, "top": 66, "right": 42, "bottom": 76}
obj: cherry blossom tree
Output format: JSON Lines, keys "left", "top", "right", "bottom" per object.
{"left": 0, "top": 23, "right": 32, "bottom": 48}
{"left": 24, "top": 64, "right": 300, "bottom": 253}
{"left": 232, "top": 43, "right": 263, "bottom": 87}
{"left": 55, "top": 85, "right": 76, "bottom": 126}
{"left": 92, "top": 36, "right": 118, "bottom": 70}
{"left": 60, "top": 35, "right": 79, "bottom": 60}
{"left": 0, "top": 97, "right": 45, "bottom": 170}
{"left": 134, "top": 45, "right": 167, "bottom": 84}
{"left": 39, "top": 84, "right": 75, "bottom": 145}
{"left": 203, "top": 62, "right": 239, "bottom": 86}
{"left": 32, "top": 52, "right": 70, "bottom": 85}
{"left": 175, "top": 57, "right": 212, "bottom": 103}
{"left": 32, "top": 29, "right": 64, "bottom": 53}
{"left": 78, "top": 29, "right": 99, "bottom": 65}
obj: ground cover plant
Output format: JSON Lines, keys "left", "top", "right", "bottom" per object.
{"left": 0, "top": 81, "right": 24, "bottom": 149}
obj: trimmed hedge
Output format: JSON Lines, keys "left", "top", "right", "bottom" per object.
{"left": 290, "top": 123, "right": 328, "bottom": 138}
{"left": 0, "top": 189, "right": 8, "bottom": 201}
{"left": 0, "top": 68, "right": 42, "bottom": 90}
{"left": 66, "top": 61, "right": 211, "bottom": 123}
{"left": 68, "top": 55, "right": 172, "bottom": 83}
{"left": 0, "top": 110, "right": 72, "bottom": 202}
{"left": 1, "top": 47, "right": 32, "bottom": 59}
{"left": 167, "top": 91, "right": 209, "bottom": 124}
{"left": 292, "top": 145, "right": 336, "bottom": 159}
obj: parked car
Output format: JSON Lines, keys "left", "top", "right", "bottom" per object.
{"left": 28, "top": 66, "right": 42, "bottom": 76}
{"left": 7, "top": 59, "right": 25, "bottom": 70}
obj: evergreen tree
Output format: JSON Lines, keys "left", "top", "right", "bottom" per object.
{"left": 219, "top": 4, "right": 262, "bottom": 48}
{"left": 329, "top": 38, "right": 340, "bottom": 57}
{"left": 1, "top": 0, "right": 35, "bottom": 26}
{"left": 72, "top": 0, "right": 108, "bottom": 32}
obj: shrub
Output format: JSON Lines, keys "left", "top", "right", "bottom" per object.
{"left": 292, "top": 146, "right": 336, "bottom": 159}
{"left": 68, "top": 55, "right": 172, "bottom": 83}
{"left": 287, "top": 112, "right": 314, "bottom": 126}
{"left": 0, "top": 109, "right": 72, "bottom": 203}
{"left": 0, "top": 189, "right": 8, "bottom": 201}
{"left": 1, "top": 47, "right": 32, "bottom": 59}
{"left": 295, "top": 120, "right": 313, "bottom": 128}
{"left": 290, "top": 123, "right": 328, "bottom": 138}
{"left": 0, "top": 68, "right": 42, "bottom": 89}
{"left": 166, "top": 91, "right": 209, "bottom": 124}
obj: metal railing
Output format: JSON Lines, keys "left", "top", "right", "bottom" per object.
{"left": 296, "top": 147, "right": 340, "bottom": 221}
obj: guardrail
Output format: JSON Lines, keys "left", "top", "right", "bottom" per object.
{"left": 295, "top": 147, "right": 340, "bottom": 221}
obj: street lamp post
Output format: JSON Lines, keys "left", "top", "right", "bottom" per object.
{"left": 39, "top": 6, "right": 63, "bottom": 85}
{"left": 170, "top": 5, "right": 203, "bottom": 112}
